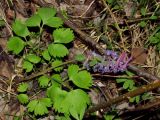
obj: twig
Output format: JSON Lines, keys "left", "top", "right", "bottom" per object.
{"left": 20, "top": 60, "right": 75, "bottom": 82}
{"left": 85, "top": 80, "right": 160, "bottom": 114}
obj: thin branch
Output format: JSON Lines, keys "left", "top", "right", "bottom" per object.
{"left": 85, "top": 80, "right": 160, "bottom": 114}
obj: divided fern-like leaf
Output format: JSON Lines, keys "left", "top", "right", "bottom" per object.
{"left": 17, "top": 83, "right": 29, "bottom": 92}
{"left": 38, "top": 75, "right": 50, "bottom": 88}
{"left": 17, "top": 94, "right": 29, "bottom": 104}
{"left": 48, "top": 43, "right": 69, "bottom": 57}
{"left": 53, "top": 28, "right": 74, "bottom": 43}
{"left": 27, "top": 98, "right": 52, "bottom": 116}
{"left": 12, "top": 19, "right": 30, "bottom": 37}
{"left": 7, "top": 36, "right": 25, "bottom": 54}
{"left": 48, "top": 86, "right": 90, "bottom": 120}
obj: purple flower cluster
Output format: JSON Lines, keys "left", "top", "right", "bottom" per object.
{"left": 88, "top": 50, "right": 132, "bottom": 74}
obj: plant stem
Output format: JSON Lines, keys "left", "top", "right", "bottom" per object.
{"left": 21, "top": 60, "right": 75, "bottom": 82}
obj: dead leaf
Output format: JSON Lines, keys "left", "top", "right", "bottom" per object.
{"left": 131, "top": 47, "right": 147, "bottom": 65}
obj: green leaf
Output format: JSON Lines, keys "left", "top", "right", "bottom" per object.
{"left": 39, "top": 98, "right": 52, "bottom": 107}
{"left": 47, "top": 86, "right": 68, "bottom": 113}
{"left": 140, "top": 7, "right": 146, "bottom": 16}
{"left": 89, "top": 59, "right": 98, "bottom": 66}
{"left": 38, "top": 75, "right": 50, "bottom": 88}
{"left": 55, "top": 115, "right": 71, "bottom": 120}
{"left": 27, "top": 98, "right": 52, "bottom": 116}
{"left": 123, "top": 80, "right": 135, "bottom": 90}
{"left": 53, "top": 28, "right": 74, "bottom": 43}
{"left": 51, "top": 74, "right": 62, "bottom": 87}
{"left": 125, "top": 71, "right": 135, "bottom": 77}
{"left": 48, "top": 86, "right": 90, "bottom": 120}
{"left": 129, "top": 97, "right": 135, "bottom": 103}
{"left": 26, "top": 14, "right": 41, "bottom": 27}
{"left": 116, "top": 78, "right": 127, "bottom": 83}
{"left": 25, "top": 54, "right": 41, "bottom": 64}
{"left": 12, "top": 19, "right": 30, "bottom": 37}
{"left": 27, "top": 100, "right": 38, "bottom": 112}
{"left": 71, "top": 70, "right": 92, "bottom": 89}
{"left": 135, "top": 95, "right": 140, "bottom": 103}
{"left": 68, "top": 64, "right": 79, "bottom": 80}
{"left": 35, "top": 101, "right": 49, "bottom": 116}
{"left": 0, "top": 19, "right": 5, "bottom": 27}
{"left": 155, "top": 32, "right": 160, "bottom": 39}
{"left": 74, "top": 54, "right": 86, "bottom": 62}
{"left": 106, "top": 0, "right": 114, "bottom": 4}
{"left": 46, "top": 17, "right": 63, "bottom": 28}
{"left": 7, "top": 37, "right": 25, "bottom": 54}
{"left": 61, "top": 89, "right": 90, "bottom": 120}
{"left": 48, "top": 43, "right": 69, "bottom": 57}
{"left": 22, "top": 60, "right": 33, "bottom": 72}
{"left": 52, "top": 60, "right": 63, "bottom": 72}
{"left": 104, "top": 114, "right": 115, "bottom": 120}
{"left": 42, "top": 49, "right": 51, "bottom": 61}
{"left": 149, "top": 36, "right": 159, "bottom": 44}
{"left": 150, "top": 15, "right": 158, "bottom": 20}
{"left": 37, "top": 7, "right": 56, "bottom": 24}
{"left": 17, "top": 94, "right": 29, "bottom": 104}
{"left": 139, "top": 21, "right": 147, "bottom": 28}
{"left": 17, "top": 83, "right": 29, "bottom": 92}
{"left": 142, "top": 93, "right": 152, "bottom": 100}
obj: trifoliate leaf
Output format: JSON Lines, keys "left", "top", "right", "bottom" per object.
{"left": 61, "top": 89, "right": 90, "bottom": 120}
{"left": 71, "top": 71, "right": 92, "bottom": 89}
{"left": 42, "top": 49, "right": 51, "bottom": 61}
{"left": 12, "top": 19, "right": 30, "bottom": 37}
{"left": 51, "top": 74, "right": 62, "bottom": 87}
{"left": 68, "top": 64, "right": 79, "bottom": 80}
{"left": 53, "top": 28, "right": 74, "bottom": 43}
{"left": 25, "top": 54, "right": 41, "bottom": 64}
{"left": 27, "top": 100, "right": 38, "bottom": 112}
{"left": 7, "top": 36, "right": 25, "bottom": 54}
{"left": 39, "top": 98, "right": 52, "bottom": 107}
{"left": 17, "top": 83, "right": 29, "bottom": 92}
{"left": 74, "top": 54, "right": 86, "bottom": 62}
{"left": 52, "top": 60, "right": 63, "bottom": 72}
{"left": 48, "top": 43, "right": 69, "bottom": 57}
{"left": 35, "top": 101, "right": 48, "bottom": 116}
{"left": 46, "top": 17, "right": 63, "bottom": 28}
{"left": 27, "top": 98, "right": 52, "bottom": 116}
{"left": 38, "top": 75, "right": 50, "bottom": 88}
{"left": 17, "top": 94, "right": 29, "bottom": 104}
{"left": 22, "top": 60, "right": 33, "bottom": 72}
{"left": 37, "top": 7, "right": 56, "bottom": 24}
{"left": 26, "top": 14, "right": 41, "bottom": 27}
{"left": 48, "top": 87, "right": 90, "bottom": 120}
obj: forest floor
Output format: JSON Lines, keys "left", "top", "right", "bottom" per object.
{"left": 1, "top": 0, "right": 160, "bottom": 120}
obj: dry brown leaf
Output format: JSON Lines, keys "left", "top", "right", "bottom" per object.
{"left": 131, "top": 47, "right": 147, "bottom": 65}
